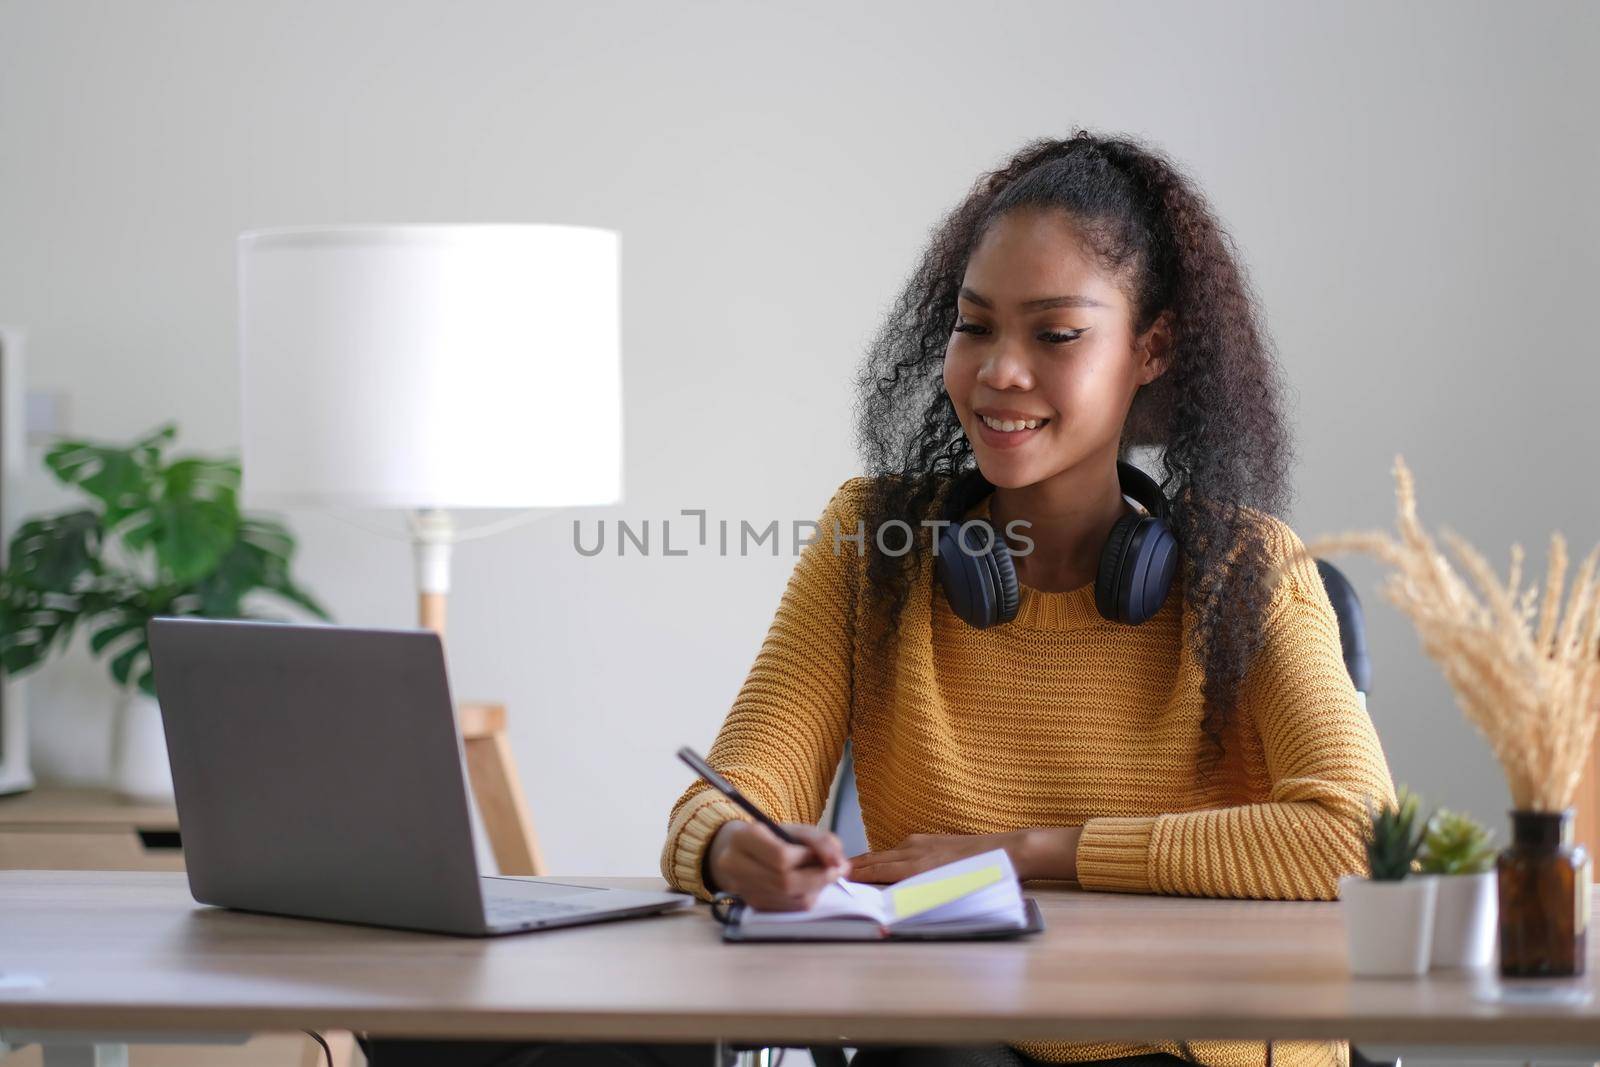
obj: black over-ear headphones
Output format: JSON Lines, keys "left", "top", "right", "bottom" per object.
{"left": 935, "top": 461, "right": 1179, "bottom": 629}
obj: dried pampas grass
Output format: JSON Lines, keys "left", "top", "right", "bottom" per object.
{"left": 1295, "top": 456, "right": 1600, "bottom": 812}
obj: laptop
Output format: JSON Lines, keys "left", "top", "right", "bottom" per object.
{"left": 146, "top": 616, "right": 692, "bottom": 936}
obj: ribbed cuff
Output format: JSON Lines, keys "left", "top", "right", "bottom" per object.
{"left": 1076, "top": 816, "right": 1158, "bottom": 893}
{"left": 660, "top": 789, "right": 746, "bottom": 901}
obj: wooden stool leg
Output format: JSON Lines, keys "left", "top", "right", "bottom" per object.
{"left": 418, "top": 579, "right": 547, "bottom": 877}
{"left": 459, "top": 702, "right": 546, "bottom": 876}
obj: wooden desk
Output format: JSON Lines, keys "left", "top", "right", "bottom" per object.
{"left": 0, "top": 790, "right": 181, "bottom": 872}
{"left": 1, "top": 871, "right": 1599, "bottom": 1058}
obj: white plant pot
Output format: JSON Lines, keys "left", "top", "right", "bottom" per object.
{"left": 109, "top": 688, "right": 173, "bottom": 803}
{"left": 1426, "top": 871, "right": 1498, "bottom": 969}
{"left": 1339, "top": 873, "right": 1438, "bottom": 976}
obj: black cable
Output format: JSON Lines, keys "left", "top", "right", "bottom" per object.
{"left": 302, "top": 1030, "right": 334, "bottom": 1067}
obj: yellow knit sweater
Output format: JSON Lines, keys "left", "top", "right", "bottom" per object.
{"left": 661, "top": 476, "right": 1396, "bottom": 1067}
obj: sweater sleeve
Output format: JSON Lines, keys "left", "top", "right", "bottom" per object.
{"left": 1075, "top": 517, "right": 1397, "bottom": 901}
{"left": 659, "top": 477, "right": 866, "bottom": 900}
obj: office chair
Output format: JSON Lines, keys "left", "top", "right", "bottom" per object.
{"left": 786, "top": 559, "right": 1394, "bottom": 1067}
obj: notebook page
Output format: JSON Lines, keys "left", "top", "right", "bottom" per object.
{"left": 739, "top": 878, "right": 888, "bottom": 925}
{"left": 886, "top": 848, "right": 1025, "bottom": 928}
{"left": 897, "top": 881, "right": 1026, "bottom": 928}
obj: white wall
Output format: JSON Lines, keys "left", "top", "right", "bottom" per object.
{"left": 2, "top": 0, "right": 1597, "bottom": 876}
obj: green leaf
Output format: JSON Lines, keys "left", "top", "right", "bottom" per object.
{"left": 1419, "top": 809, "right": 1497, "bottom": 875}
{"left": 44, "top": 429, "right": 168, "bottom": 531}
{"left": 148, "top": 459, "right": 241, "bottom": 584}
{"left": 150, "top": 498, "right": 237, "bottom": 584}
{"left": 194, "top": 518, "right": 331, "bottom": 622}
{"left": 265, "top": 575, "right": 332, "bottom": 620}
{"left": 164, "top": 456, "right": 241, "bottom": 499}
{"left": 110, "top": 641, "right": 146, "bottom": 688}
{"left": 191, "top": 539, "right": 264, "bottom": 617}
{"left": 89, "top": 617, "right": 146, "bottom": 656}
{"left": 238, "top": 516, "right": 295, "bottom": 559}
{"left": 1363, "top": 785, "right": 1432, "bottom": 880}
{"left": 0, "top": 595, "right": 56, "bottom": 675}
{"left": 133, "top": 422, "right": 179, "bottom": 459}
{"left": 6, "top": 511, "right": 101, "bottom": 592}
{"left": 0, "top": 584, "right": 84, "bottom": 676}
{"left": 121, "top": 516, "right": 158, "bottom": 554}
{"left": 79, "top": 603, "right": 158, "bottom": 693}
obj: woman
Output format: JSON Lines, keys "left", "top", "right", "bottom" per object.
{"left": 662, "top": 129, "right": 1396, "bottom": 1067}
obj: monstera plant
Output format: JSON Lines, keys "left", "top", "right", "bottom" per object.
{"left": 0, "top": 422, "right": 330, "bottom": 698}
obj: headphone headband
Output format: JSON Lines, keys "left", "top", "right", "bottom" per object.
{"left": 935, "top": 460, "right": 1177, "bottom": 629}
{"left": 1114, "top": 461, "right": 1170, "bottom": 523}
{"left": 947, "top": 461, "right": 1169, "bottom": 522}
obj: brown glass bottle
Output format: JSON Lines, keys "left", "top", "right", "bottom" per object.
{"left": 1497, "top": 809, "right": 1591, "bottom": 977}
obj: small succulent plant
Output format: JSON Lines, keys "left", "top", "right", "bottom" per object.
{"left": 1362, "top": 785, "right": 1429, "bottom": 881}
{"left": 1418, "top": 808, "right": 1497, "bottom": 875}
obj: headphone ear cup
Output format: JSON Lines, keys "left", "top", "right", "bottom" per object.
{"left": 1120, "top": 519, "right": 1179, "bottom": 625}
{"left": 937, "top": 520, "right": 1000, "bottom": 628}
{"left": 1098, "top": 516, "right": 1180, "bottom": 625}
{"left": 964, "top": 522, "right": 1001, "bottom": 628}
{"left": 990, "top": 536, "right": 1019, "bottom": 624}
{"left": 1095, "top": 513, "right": 1140, "bottom": 621}
{"left": 936, "top": 522, "right": 977, "bottom": 627}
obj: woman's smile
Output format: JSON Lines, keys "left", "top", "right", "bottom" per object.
{"left": 973, "top": 406, "right": 1053, "bottom": 450}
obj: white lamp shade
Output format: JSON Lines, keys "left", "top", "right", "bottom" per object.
{"left": 238, "top": 225, "right": 622, "bottom": 510}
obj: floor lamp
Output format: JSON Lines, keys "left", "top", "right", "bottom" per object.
{"left": 237, "top": 224, "right": 623, "bottom": 875}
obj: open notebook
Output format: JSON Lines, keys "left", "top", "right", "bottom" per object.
{"left": 720, "top": 847, "right": 1044, "bottom": 941}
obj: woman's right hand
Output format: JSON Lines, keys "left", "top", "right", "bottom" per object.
{"left": 705, "top": 820, "right": 851, "bottom": 911}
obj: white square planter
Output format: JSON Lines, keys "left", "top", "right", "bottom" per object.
{"left": 1424, "top": 871, "right": 1497, "bottom": 969}
{"left": 1339, "top": 873, "right": 1437, "bottom": 976}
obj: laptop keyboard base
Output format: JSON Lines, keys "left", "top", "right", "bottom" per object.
{"left": 482, "top": 895, "right": 599, "bottom": 926}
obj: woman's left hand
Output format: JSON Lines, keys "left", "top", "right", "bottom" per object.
{"left": 848, "top": 830, "right": 1032, "bottom": 884}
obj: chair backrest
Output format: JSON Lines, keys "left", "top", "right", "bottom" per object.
{"left": 823, "top": 558, "right": 1369, "bottom": 848}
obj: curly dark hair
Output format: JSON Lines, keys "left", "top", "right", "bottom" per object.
{"left": 852, "top": 128, "right": 1293, "bottom": 774}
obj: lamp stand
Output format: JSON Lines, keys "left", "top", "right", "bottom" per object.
{"left": 411, "top": 508, "right": 547, "bottom": 876}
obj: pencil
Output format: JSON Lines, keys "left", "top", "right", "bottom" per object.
{"left": 675, "top": 745, "right": 851, "bottom": 894}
